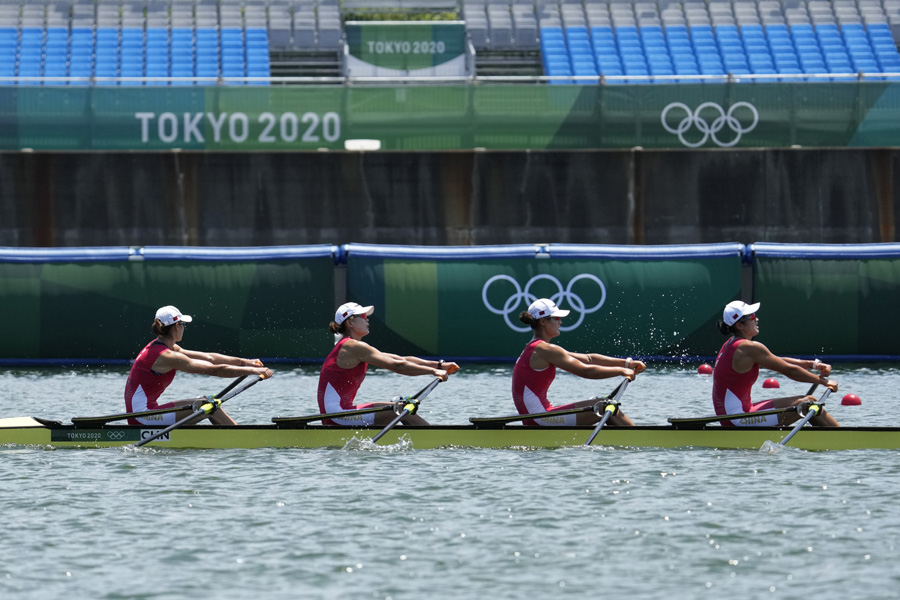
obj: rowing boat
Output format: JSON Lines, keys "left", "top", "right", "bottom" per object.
{"left": 2, "top": 417, "right": 898, "bottom": 450}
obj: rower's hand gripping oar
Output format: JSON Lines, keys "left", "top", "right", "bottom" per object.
{"left": 761, "top": 388, "right": 833, "bottom": 453}
{"left": 73, "top": 376, "right": 248, "bottom": 427}
{"left": 133, "top": 373, "right": 270, "bottom": 448}
{"left": 584, "top": 377, "right": 630, "bottom": 446}
{"left": 371, "top": 365, "right": 459, "bottom": 444}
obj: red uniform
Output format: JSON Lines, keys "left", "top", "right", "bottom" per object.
{"left": 512, "top": 339, "right": 578, "bottom": 426}
{"left": 317, "top": 337, "right": 375, "bottom": 425}
{"left": 124, "top": 340, "right": 178, "bottom": 426}
{"left": 712, "top": 337, "right": 776, "bottom": 426}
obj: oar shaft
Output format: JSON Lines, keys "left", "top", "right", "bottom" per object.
{"left": 372, "top": 367, "right": 457, "bottom": 444}
{"left": 372, "top": 410, "right": 408, "bottom": 442}
{"left": 612, "top": 378, "right": 630, "bottom": 400}
{"left": 584, "top": 409, "right": 613, "bottom": 446}
{"left": 216, "top": 375, "right": 249, "bottom": 399}
{"left": 778, "top": 409, "right": 818, "bottom": 446}
{"left": 583, "top": 377, "right": 630, "bottom": 446}
{"left": 778, "top": 389, "right": 833, "bottom": 447}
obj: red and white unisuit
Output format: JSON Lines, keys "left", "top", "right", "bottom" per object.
{"left": 712, "top": 336, "right": 777, "bottom": 426}
{"left": 124, "top": 340, "right": 178, "bottom": 426}
{"left": 317, "top": 337, "right": 376, "bottom": 425}
{"left": 512, "top": 339, "right": 578, "bottom": 426}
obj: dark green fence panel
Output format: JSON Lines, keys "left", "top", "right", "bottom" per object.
{"left": 344, "top": 243, "right": 745, "bottom": 360}
{"left": 0, "top": 246, "right": 337, "bottom": 361}
{"left": 751, "top": 243, "right": 900, "bottom": 357}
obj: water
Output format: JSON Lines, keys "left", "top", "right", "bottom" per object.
{"left": 2, "top": 363, "right": 899, "bottom": 599}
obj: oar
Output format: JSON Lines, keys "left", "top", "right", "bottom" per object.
{"left": 761, "top": 388, "right": 833, "bottom": 453}
{"left": 273, "top": 404, "right": 397, "bottom": 426}
{"left": 669, "top": 382, "right": 823, "bottom": 429}
{"left": 584, "top": 378, "right": 630, "bottom": 446}
{"left": 470, "top": 380, "right": 629, "bottom": 427}
{"left": 134, "top": 374, "right": 269, "bottom": 448}
{"left": 669, "top": 406, "right": 801, "bottom": 428}
{"left": 72, "top": 376, "right": 249, "bottom": 427}
{"left": 371, "top": 365, "right": 459, "bottom": 444}
{"left": 470, "top": 405, "right": 596, "bottom": 427}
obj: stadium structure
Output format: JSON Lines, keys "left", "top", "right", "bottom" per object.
{"left": 0, "top": 0, "right": 899, "bottom": 247}
{"left": 0, "top": 0, "right": 899, "bottom": 84}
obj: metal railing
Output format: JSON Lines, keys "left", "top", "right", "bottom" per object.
{"left": 1, "top": 71, "right": 898, "bottom": 85}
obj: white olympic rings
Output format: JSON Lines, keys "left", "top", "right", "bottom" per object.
{"left": 107, "top": 430, "right": 126, "bottom": 440}
{"left": 481, "top": 273, "right": 607, "bottom": 332}
{"left": 661, "top": 101, "right": 759, "bottom": 148}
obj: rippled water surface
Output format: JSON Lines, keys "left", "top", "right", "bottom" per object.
{"left": 2, "top": 363, "right": 899, "bottom": 599}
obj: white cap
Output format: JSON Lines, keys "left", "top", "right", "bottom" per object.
{"left": 155, "top": 305, "right": 192, "bottom": 326}
{"left": 527, "top": 298, "right": 570, "bottom": 319}
{"left": 723, "top": 300, "right": 760, "bottom": 326}
{"left": 335, "top": 302, "right": 374, "bottom": 325}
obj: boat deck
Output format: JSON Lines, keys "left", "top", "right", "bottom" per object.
{"left": 2, "top": 418, "right": 899, "bottom": 450}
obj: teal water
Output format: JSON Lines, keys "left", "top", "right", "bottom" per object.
{"left": 1, "top": 364, "right": 899, "bottom": 599}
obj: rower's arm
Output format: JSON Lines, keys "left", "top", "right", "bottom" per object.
{"left": 541, "top": 345, "right": 634, "bottom": 380}
{"left": 352, "top": 343, "right": 443, "bottom": 378}
{"left": 154, "top": 350, "right": 270, "bottom": 378}
{"left": 743, "top": 343, "right": 836, "bottom": 390}
{"left": 180, "top": 348, "right": 262, "bottom": 367}
{"left": 782, "top": 356, "right": 832, "bottom": 376}
{"left": 570, "top": 352, "right": 646, "bottom": 374}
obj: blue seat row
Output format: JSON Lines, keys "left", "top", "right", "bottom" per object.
{"left": 0, "top": 26, "right": 271, "bottom": 85}
{"left": 541, "top": 22, "right": 900, "bottom": 84}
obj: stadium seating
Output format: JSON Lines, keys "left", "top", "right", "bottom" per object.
{"left": 0, "top": 0, "right": 272, "bottom": 85}
{"left": 0, "top": 0, "right": 898, "bottom": 85}
{"left": 535, "top": 0, "right": 900, "bottom": 83}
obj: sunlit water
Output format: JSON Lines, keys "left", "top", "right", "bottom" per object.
{"left": 2, "top": 363, "right": 899, "bottom": 599}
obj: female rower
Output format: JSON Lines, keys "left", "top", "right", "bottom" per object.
{"left": 124, "top": 305, "right": 273, "bottom": 426}
{"left": 713, "top": 300, "right": 839, "bottom": 427}
{"left": 318, "top": 302, "right": 458, "bottom": 426}
{"left": 512, "top": 298, "right": 643, "bottom": 426}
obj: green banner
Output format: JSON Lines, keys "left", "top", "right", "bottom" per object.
{"left": 345, "top": 22, "right": 466, "bottom": 71}
{"left": 345, "top": 254, "right": 743, "bottom": 359}
{"left": 753, "top": 256, "right": 900, "bottom": 356}
{"left": 3, "top": 83, "right": 900, "bottom": 150}
{"left": 0, "top": 258, "right": 336, "bottom": 360}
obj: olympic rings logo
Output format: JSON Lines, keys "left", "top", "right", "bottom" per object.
{"left": 481, "top": 274, "right": 607, "bottom": 332}
{"left": 107, "top": 430, "right": 126, "bottom": 440}
{"left": 661, "top": 101, "right": 759, "bottom": 148}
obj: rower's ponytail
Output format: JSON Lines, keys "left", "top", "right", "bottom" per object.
{"left": 152, "top": 319, "right": 175, "bottom": 337}
{"left": 716, "top": 320, "right": 734, "bottom": 336}
{"left": 519, "top": 311, "right": 539, "bottom": 329}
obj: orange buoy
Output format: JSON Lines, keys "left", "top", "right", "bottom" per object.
{"left": 841, "top": 394, "right": 861, "bottom": 406}
{"left": 698, "top": 363, "right": 713, "bottom": 375}
{"left": 762, "top": 378, "right": 780, "bottom": 388}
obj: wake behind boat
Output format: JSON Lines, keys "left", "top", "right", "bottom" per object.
{"left": 2, "top": 416, "right": 898, "bottom": 451}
